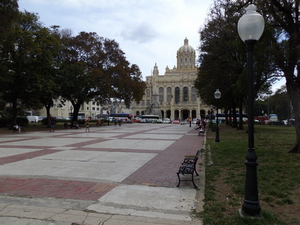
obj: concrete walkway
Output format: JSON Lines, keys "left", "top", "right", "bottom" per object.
{"left": 0, "top": 123, "right": 205, "bottom": 224}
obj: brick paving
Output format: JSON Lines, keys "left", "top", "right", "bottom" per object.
{"left": 0, "top": 124, "right": 204, "bottom": 201}
{"left": 123, "top": 129, "right": 202, "bottom": 187}
{"left": 0, "top": 177, "right": 117, "bottom": 201}
{"left": 0, "top": 149, "right": 63, "bottom": 165}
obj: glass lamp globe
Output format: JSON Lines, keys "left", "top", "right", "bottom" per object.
{"left": 238, "top": 4, "right": 265, "bottom": 42}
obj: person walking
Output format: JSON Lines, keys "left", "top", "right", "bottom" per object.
{"left": 85, "top": 122, "right": 90, "bottom": 132}
{"left": 50, "top": 120, "right": 55, "bottom": 132}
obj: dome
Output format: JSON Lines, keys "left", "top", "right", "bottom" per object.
{"left": 177, "top": 38, "right": 195, "bottom": 54}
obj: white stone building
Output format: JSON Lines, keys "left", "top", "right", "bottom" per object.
{"left": 132, "top": 38, "right": 210, "bottom": 121}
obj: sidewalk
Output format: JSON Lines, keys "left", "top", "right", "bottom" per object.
{"left": 0, "top": 123, "right": 205, "bottom": 224}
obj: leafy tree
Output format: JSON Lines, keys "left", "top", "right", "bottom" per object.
{"left": 268, "top": 86, "right": 289, "bottom": 120}
{"left": 0, "top": 0, "right": 18, "bottom": 36}
{"left": 0, "top": 0, "right": 19, "bottom": 113}
{"left": 0, "top": 11, "right": 51, "bottom": 125}
{"left": 257, "top": 0, "right": 300, "bottom": 152}
{"left": 58, "top": 32, "right": 145, "bottom": 122}
{"left": 33, "top": 26, "right": 63, "bottom": 127}
{"left": 195, "top": 0, "right": 278, "bottom": 129}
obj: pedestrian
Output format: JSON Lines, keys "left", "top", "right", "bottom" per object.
{"left": 188, "top": 118, "right": 192, "bottom": 127}
{"left": 85, "top": 122, "right": 90, "bottom": 132}
{"left": 50, "top": 120, "right": 55, "bottom": 132}
{"left": 13, "top": 124, "right": 21, "bottom": 133}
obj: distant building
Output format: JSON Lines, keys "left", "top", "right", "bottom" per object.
{"left": 132, "top": 38, "right": 210, "bottom": 120}
{"left": 34, "top": 38, "right": 210, "bottom": 120}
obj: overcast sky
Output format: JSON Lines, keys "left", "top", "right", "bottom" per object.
{"left": 18, "top": 0, "right": 213, "bottom": 77}
{"left": 18, "top": 0, "right": 285, "bottom": 91}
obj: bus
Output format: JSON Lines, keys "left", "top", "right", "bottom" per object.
{"left": 141, "top": 115, "right": 160, "bottom": 123}
{"left": 69, "top": 112, "right": 85, "bottom": 120}
{"left": 216, "top": 113, "right": 248, "bottom": 122}
{"left": 109, "top": 113, "right": 133, "bottom": 123}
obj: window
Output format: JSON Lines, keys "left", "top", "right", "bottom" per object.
{"left": 192, "top": 87, "right": 197, "bottom": 102}
{"left": 175, "top": 87, "right": 180, "bottom": 103}
{"left": 159, "top": 87, "right": 164, "bottom": 103}
{"left": 167, "top": 87, "right": 172, "bottom": 102}
{"left": 183, "top": 87, "right": 188, "bottom": 102}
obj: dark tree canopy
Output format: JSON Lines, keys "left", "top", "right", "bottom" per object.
{"left": 58, "top": 32, "right": 146, "bottom": 121}
{"left": 195, "top": 0, "right": 278, "bottom": 129}
{"left": 0, "top": 5, "right": 146, "bottom": 125}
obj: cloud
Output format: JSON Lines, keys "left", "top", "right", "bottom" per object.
{"left": 120, "top": 22, "right": 158, "bottom": 43}
{"left": 18, "top": 0, "right": 214, "bottom": 78}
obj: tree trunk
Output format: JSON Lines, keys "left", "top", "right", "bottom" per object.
{"left": 45, "top": 105, "right": 51, "bottom": 128}
{"left": 232, "top": 108, "right": 238, "bottom": 128}
{"left": 11, "top": 100, "right": 18, "bottom": 127}
{"left": 238, "top": 98, "right": 244, "bottom": 130}
{"left": 286, "top": 81, "right": 300, "bottom": 153}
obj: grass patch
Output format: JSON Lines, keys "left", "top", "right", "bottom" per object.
{"left": 202, "top": 124, "right": 300, "bottom": 224}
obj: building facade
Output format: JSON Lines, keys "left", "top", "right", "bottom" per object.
{"left": 132, "top": 38, "right": 210, "bottom": 121}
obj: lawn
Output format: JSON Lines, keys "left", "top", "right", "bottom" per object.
{"left": 201, "top": 124, "right": 300, "bottom": 225}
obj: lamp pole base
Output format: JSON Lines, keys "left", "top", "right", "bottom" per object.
{"left": 239, "top": 209, "right": 262, "bottom": 219}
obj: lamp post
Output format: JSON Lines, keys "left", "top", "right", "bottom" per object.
{"left": 210, "top": 104, "right": 213, "bottom": 122}
{"left": 214, "top": 89, "right": 221, "bottom": 143}
{"left": 238, "top": 4, "right": 264, "bottom": 217}
{"left": 70, "top": 106, "right": 73, "bottom": 119}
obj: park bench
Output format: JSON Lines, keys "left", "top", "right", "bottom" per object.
{"left": 176, "top": 150, "right": 200, "bottom": 188}
{"left": 198, "top": 128, "right": 206, "bottom": 136}
{"left": 13, "top": 127, "right": 25, "bottom": 134}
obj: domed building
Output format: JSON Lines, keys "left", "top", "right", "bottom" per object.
{"left": 132, "top": 38, "right": 210, "bottom": 121}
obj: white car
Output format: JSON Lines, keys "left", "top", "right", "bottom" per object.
{"left": 163, "top": 119, "right": 171, "bottom": 124}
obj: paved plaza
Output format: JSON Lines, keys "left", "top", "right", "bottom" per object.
{"left": 0, "top": 123, "right": 205, "bottom": 224}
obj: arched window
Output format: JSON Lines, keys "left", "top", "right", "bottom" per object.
{"left": 192, "top": 87, "right": 197, "bottom": 103}
{"left": 175, "top": 87, "right": 180, "bottom": 103}
{"left": 159, "top": 87, "right": 164, "bottom": 104}
{"left": 183, "top": 87, "right": 188, "bottom": 102}
{"left": 167, "top": 87, "right": 172, "bottom": 103}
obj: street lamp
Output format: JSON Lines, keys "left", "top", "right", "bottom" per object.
{"left": 70, "top": 106, "right": 73, "bottom": 118}
{"left": 238, "top": 4, "right": 264, "bottom": 217}
{"left": 214, "top": 89, "right": 221, "bottom": 143}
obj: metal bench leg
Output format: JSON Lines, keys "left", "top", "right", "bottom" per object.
{"left": 176, "top": 172, "right": 181, "bottom": 187}
{"left": 194, "top": 169, "right": 199, "bottom": 176}
{"left": 191, "top": 173, "right": 198, "bottom": 188}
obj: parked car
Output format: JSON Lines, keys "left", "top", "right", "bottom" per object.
{"left": 172, "top": 120, "right": 180, "bottom": 124}
{"left": 163, "top": 118, "right": 171, "bottom": 124}
{"left": 156, "top": 119, "right": 163, "bottom": 123}
{"left": 55, "top": 116, "right": 70, "bottom": 121}
{"left": 38, "top": 116, "right": 46, "bottom": 121}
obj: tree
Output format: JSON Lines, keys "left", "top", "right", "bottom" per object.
{"left": 267, "top": 86, "right": 289, "bottom": 121}
{"left": 58, "top": 32, "right": 145, "bottom": 122}
{"left": 0, "top": 0, "right": 18, "bottom": 37}
{"left": 33, "top": 26, "right": 63, "bottom": 127}
{"left": 0, "top": 11, "right": 53, "bottom": 125}
{"left": 195, "top": 0, "right": 278, "bottom": 129}
{"left": 258, "top": 0, "right": 300, "bottom": 152}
